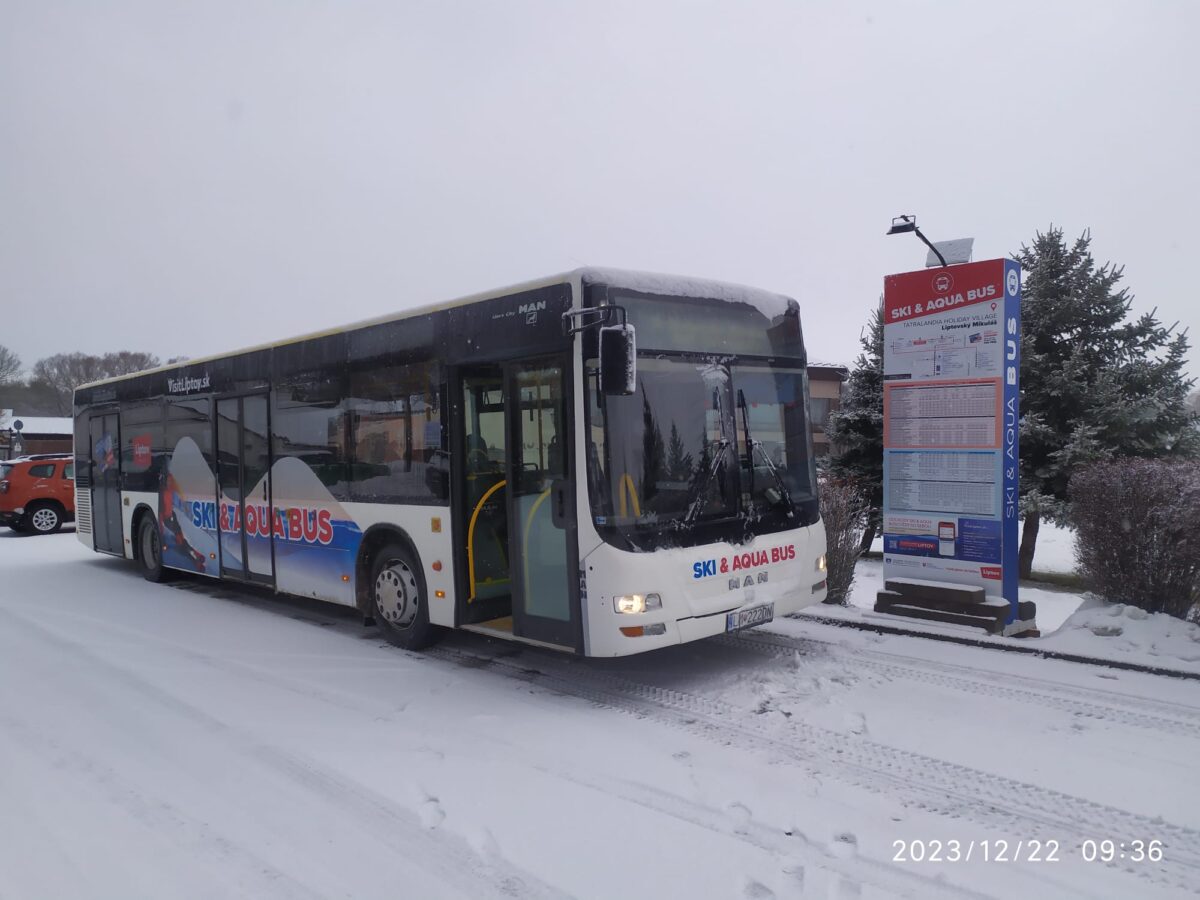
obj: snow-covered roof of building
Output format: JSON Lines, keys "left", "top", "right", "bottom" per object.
{"left": 0, "top": 414, "right": 73, "bottom": 435}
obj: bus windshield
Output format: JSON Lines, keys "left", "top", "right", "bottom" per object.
{"left": 584, "top": 291, "right": 819, "bottom": 551}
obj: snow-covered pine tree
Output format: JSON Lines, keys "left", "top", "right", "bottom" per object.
{"left": 1016, "top": 227, "right": 1199, "bottom": 577}
{"left": 826, "top": 302, "right": 884, "bottom": 551}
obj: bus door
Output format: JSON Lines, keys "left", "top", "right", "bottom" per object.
{"left": 215, "top": 394, "right": 274, "bottom": 584}
{"left": 455, "top": 357, "right": 579, "bottom": 649}
{"left": 88, "top": 411, "right": 122, "bottom": 554}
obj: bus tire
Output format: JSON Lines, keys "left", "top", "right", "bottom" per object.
{"left": 137, "top": 513, "right": 168, "bottom": 583}
{"left": 369, "top": 541, "right": 440, "bottom": 651}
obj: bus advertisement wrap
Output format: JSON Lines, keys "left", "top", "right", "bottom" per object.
{"left": 881, "top": 259, "right": 1020, "bottom": 620}
{"left": 157, "top": 436, "right": 363, "bottom": 604}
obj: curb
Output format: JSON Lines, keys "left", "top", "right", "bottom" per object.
{"left": 796, "top": 612, "right": 1200, "bottom": 682}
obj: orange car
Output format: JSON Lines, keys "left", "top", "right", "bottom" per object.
{"left": 0, "top": 454, "right": 76, "bottom": 534}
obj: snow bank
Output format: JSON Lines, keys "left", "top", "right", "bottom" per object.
{"left": 803, "top": 557, "right": 1199, "bottom": 676}
{"left": 840, "top": 557, "right": 1085, "bottom": 633}
{"left": 1038, "top": 600, "right": 1200, "bottom": 674}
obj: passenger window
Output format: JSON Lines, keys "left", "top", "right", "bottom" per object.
{"left": 63, "top": 464, "right": 75, "bottom": 479}
{"left": 346, "top": 361, "right": 444, "bottom": 504}
{"left": 28, "top": 464, "right": 56, "bottom": 478}
{"left": 274, "top": 370, "right": 349, "bottom": 497}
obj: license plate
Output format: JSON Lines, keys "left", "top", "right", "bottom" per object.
{"left": 726, "top": 603, "right": 774, "bottom": 632}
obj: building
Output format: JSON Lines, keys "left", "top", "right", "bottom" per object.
{"left": 0, "top": 411, "right": 74, "bottom": 459}
{"left": 807, "top": 363, "right": 848, "bottom": 457}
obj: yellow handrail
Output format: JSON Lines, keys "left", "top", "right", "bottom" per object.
{"left": 466, "top": 479, "right": 507, "bottom": 603}
{"left": 618, "top": 473, "right": 641, "bottom": 517}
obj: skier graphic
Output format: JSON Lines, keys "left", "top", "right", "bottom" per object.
{"left": 160, "top": 472, "right": 208, "bottom": 571}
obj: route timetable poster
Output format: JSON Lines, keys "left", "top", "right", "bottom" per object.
{"left": 881, "top": 259, "right": 1021, "bottom": 619}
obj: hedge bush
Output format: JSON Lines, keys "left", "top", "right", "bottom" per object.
{"left": 1070, "top": 458, "right": 1200, "bottom": 619}
{"left": 819, "top": 478, "right": 868, "bottom": 605}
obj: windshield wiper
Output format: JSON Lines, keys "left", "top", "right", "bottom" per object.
{"left": 737, "top": 388, "right": 795, "bottom": 519}
{"left": 677, "top": 385, "right": 730, "bottom": 531}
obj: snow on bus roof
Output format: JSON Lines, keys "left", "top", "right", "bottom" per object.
{"left": 580, "top": 267, "right": 796, "bottom": 320}
{"left": 76, "top": 268, "right": 797, "bottom": 391}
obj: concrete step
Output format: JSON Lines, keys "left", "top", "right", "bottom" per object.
{"left": 873, "top": 597, "right": 1006, "bottom": 634}
{"left": 875, "top": 587, "right": 1007, "bottom": 620}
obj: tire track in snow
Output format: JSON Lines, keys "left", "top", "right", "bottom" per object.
{"left": 720, "top": 631, "right": 1200, "bottom": 739}
{"left": 38, "top": 575, "right": 1196, "bottom": 895}
{"left": 759, "top": 627, "right": 1200, "bottom": 721}
{"left": 25, "top": 592, "right": 989, "bottom": 899}
{"left": 0, "top": 606, "right": 567, "bottom": 900}
{"left": 427, "top": 643, "right": 1200, "bottom": 896}
{"left": 519, "top": 759, "right": 998, "bottom": 900}
{"left": 0, "top": 711, "right": 327, "bottom": 900}
{"left": 165, "top": 577, "right": 1199, "bottom": 893}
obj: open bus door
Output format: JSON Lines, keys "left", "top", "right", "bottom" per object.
{"left": 453, "top": 356, "right": 580, "bottom": 651}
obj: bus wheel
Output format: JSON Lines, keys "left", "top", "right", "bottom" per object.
{"left": 370, "top": 542, "right": 439, "bottom": 650}
{"left": 138, "top": 514, "right": 168, "bottom": 583}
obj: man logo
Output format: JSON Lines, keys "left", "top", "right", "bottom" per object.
{"left": 932, "top": 271, "right": 953, "bottom": 294}
{"left": 1007, "top": 269, "right": 1020, "bottom": 297}
{"left": 729, "top": 572, "right": 768, "bottom": 590}
{"left": 518, "top": 299, "right": 546, "bottom": 326}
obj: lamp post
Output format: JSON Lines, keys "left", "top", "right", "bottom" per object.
{"left": 887, "top": 214, "right": 948, "bottom": 268}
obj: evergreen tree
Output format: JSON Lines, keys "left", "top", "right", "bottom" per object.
{"left": 826, "top": 302, "right": 884, "bottom": 551}
{"left": 639, "top": 390, "right": 665, "bottom": 502}
{"left": 1016, "top": 227, "right": 1198, "bottom": 576}
{"left": 666, "top": 422, "right": 694, "bottom": 481}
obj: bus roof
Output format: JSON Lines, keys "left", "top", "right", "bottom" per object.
{"left": 75, "top": 267, "right": 796, "bottom": 392}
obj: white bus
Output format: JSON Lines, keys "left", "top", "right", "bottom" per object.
{"left": 73, "top": 269, "right": 827, "bottom": 656}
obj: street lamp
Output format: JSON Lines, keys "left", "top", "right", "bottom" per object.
{"left": 887, "top": 214, "right": 948, "bottom": 268}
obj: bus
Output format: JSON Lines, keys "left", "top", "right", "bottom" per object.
{"left": 73, "top": 269, "right": 828, "bottom": 657}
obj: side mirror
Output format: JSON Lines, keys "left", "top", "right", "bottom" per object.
{"left": 600, "top": 323, "right": 636, "bottom": 395}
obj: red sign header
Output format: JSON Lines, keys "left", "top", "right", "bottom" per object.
{"left": 884, "top": 259, "right": 1006, "bottom": 324}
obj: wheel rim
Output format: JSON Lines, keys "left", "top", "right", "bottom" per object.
{"left": 374, "top": 558, "right": 420, "bottom": 629}
{"left": 31, "top": 508, "right": 58, "bottom": 532}
{"left": 141, "top": 522, "right": 160, "bottom": 568}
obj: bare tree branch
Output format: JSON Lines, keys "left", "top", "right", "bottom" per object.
{"left": 0, "top": 345, "right": 22, "bottom": 385}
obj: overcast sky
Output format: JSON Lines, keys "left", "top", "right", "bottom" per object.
{"left": 3, "top": 1, "right": 1198, "bottom": 379}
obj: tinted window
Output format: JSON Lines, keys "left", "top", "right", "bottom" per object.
{"left": 63, "top": 464, "right": 74, "bottom": 479}
{"left": 121, "top": 400, "right": 164, "bottom": 492}
{"left": 809, "top": 397, "right": 832, "bottom": 432}
{"left": 28, "top": 463, "right": 56, "bottom": 478}
{"left": 165, "top": 398, "right": 214, "bottom": 480}
{"left": 273, "top": 371, "right": 348, "bottom": 497}
{"left": 347, "top": 361, "right": 444, "bottom": 504}
{"left": 608, "top": 291, "right": 803, "bottom": 358}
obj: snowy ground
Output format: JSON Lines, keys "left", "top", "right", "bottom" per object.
{"left": 852, "top": 523, "right": 1200, "bottom": 674}
{"left": 2, "top": 531, "right": 1199, "bottom": 899}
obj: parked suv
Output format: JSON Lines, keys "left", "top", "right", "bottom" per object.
{"left": 0, "top": 454, "right": 76, "bottom": 534}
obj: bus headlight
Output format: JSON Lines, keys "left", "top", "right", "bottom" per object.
{"left": 614, "top": 593, "right": 662, "bottom": 614}
{"left": 816, "top": 554, "right": 827, "bottom": 573}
